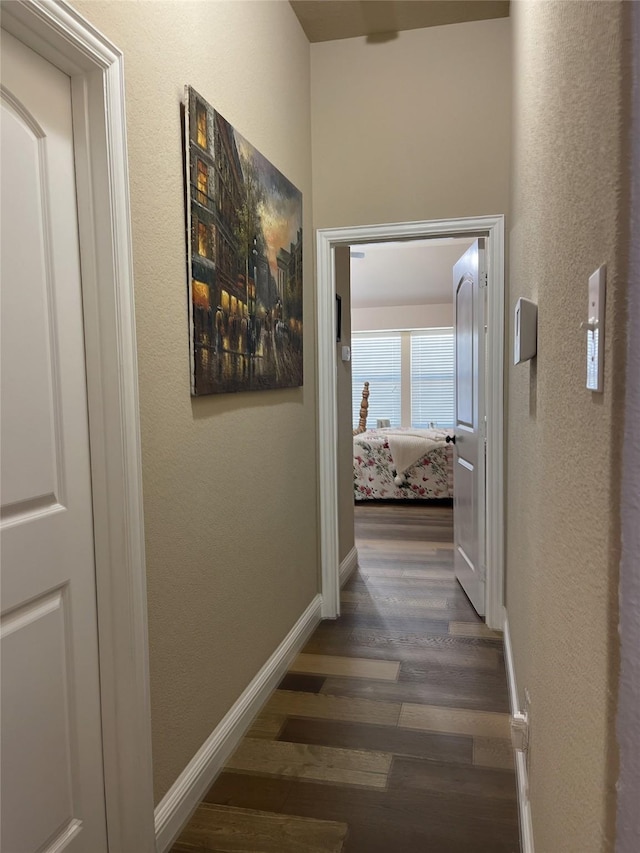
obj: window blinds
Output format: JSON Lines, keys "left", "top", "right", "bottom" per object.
{"left": 351, "top": 334, "right": 402, "bottom": 429}
{"left": 410, "top": 329, "right": 455, "bottom": 428}
{"left": 351, "top": 329, "right": 454, "bottom": 430}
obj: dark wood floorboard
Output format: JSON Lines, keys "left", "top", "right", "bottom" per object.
{"left": 278, "top": 673, "right": 327, "bottom": 693}
{"left": 172, "top": 503, "right": 520, "bottom": 853}
{"left": 277, "top": 717, "right": 473, "bottom": 765}
{"left": 204, "top": 771, "right": 518, "bottom": 853}
{"left": 319, "top": 673, "right": 510, "bottom": 713}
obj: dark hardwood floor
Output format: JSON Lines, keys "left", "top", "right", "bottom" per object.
{"left": 171, "top": 502, "right": 520, "bottom": 853}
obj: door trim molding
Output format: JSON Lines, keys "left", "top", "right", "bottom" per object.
{"left": 339, "top": 546, "right": 359, "bottom": 589}
{"left": 2, "top": 2, "right": 155, "bottom": 850}
{"left": 316, "top": 216, "right": 505, "bottom": 628}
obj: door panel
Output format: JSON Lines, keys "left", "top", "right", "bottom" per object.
{"left": 455, "top": 279, "right": 474, "bottom": 428}
{"left": 2, "top": 591, "right": 78, "bottom": 853}
{"left": 452, "top": 239, "right": 486, "bottom": 617}
{"left": 1, "top": 80, "right": 60, "bottom": 516}
{"left": 1, "top": 30, "right": 108, "bottom": 853}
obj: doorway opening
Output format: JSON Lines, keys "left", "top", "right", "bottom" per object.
{"left": 316, "top": 216, "right": 505, "bottom": 630}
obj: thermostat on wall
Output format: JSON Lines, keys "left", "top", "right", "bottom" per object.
{"left": 514, "top": 297, "right": 538, "bottom": 365}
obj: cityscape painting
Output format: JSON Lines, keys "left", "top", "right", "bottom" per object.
{"left": 184, "top": 86, "right": 303, "bottom": 395}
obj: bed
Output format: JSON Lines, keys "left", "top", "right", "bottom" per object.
{"left": 352, "top": 383, "right": 454, "bottom": 501}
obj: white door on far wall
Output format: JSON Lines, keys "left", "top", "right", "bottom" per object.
{"left": 1, "top": 30, "right": 108, "bottom": 853}
{"left": 451, "top": 239, "right": 486, "bottom": 617}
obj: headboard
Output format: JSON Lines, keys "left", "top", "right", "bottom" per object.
{"left": 353, "top": 381, "right": 370, "bottom": 436}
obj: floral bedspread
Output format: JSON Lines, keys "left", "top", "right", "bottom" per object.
{"left": 353, "top": 428, "right": 453, "bottom": 501}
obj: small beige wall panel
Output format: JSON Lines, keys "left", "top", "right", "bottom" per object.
{"left": 507, "top": 2, "right": 629, "bottom": 851}
{"left": 311, "top": 18, "right": 512, "bottom": 229}
{"left": 71, "top": 0, "right": 316, "bottom": 804}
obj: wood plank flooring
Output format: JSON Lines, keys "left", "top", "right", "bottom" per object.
{"left": 171, "top": 503, "right": 520, "bottom": 853}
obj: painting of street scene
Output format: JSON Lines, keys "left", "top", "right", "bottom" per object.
{"left": 185, "top": 86, "right": 303, "bottom": 395}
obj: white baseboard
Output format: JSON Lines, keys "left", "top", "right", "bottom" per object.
{"left": 154, "top": 594, "right": 323, "bottom": 852}
{"left": 515, "top": 750, "right": 534, "bottom": 853}
{"left": 503, "top": 610, "right": 535, "bottom": 853}
{"left": 339, "top": 546, "right": 358, "bottom": 588}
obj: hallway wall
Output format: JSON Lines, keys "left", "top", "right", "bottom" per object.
{"left": 310, "top": 17, "right": 512, "bottom": 229}
{"left": 506, "top": 2, "right": 630, "bottom": 850}
{"left": 310, "top": 16, "right": 511, "bottom": 575}
{"left": 351, "top": 303, "right": 453, "bottom": 331}
{"left": 616, "top": 5, "right": 640, "bottom": 847}
{"left": 72, "top": 0, "right": 316, "bottom": 804}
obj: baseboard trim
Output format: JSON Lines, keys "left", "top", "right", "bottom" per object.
{"left": 503, "top": 611, "right": 534, "bottom": 853}
{"left": 154, "top": 594, "right": 323, "bottom": 852}
{"left": 515, "top": 750, "right": 534, "bottom": 853}
{"left": 503, "top": 612, "right": 522, "bottom": 723}
{"left": 339, "top": 546, "right": 358, "bottom": 588}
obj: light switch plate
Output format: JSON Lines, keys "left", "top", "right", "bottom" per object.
{"left": 586, "top": 265, "right": 606, "bottom": 392}
{"left": 514, "top": 297, "right": 538, "bottom": 364}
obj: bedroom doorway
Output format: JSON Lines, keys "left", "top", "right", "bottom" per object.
{"left": 316, "top": 216, "right": 505, "bottom": 630}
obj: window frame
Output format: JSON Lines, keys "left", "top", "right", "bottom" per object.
{"left": 350, "top": 331, "right": 403, "bottom": 430}
{"left": 410, "top": 328, "right": 455, "bottom": 429}
{"left": 351, "top": 326, "right": 454, "bottom": 430}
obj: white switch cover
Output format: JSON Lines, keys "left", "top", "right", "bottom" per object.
{"left": 586, "top": 265, "right": 606, "bottom": 392}
{"left": 514, "top": 297, "right": 538, "bottom": 364}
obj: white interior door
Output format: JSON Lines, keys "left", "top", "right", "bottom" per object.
{"left": 1, "top": 30, "right": 108, "bottom": 853}
{"left": 452, "top": 239, "right": 486, "bottom": 617}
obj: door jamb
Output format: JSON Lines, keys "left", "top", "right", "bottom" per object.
{"left": 1, "top": 1, "right": 156, "bottom": 849}
{"left": 316, "top": 216, "right": 505, "bottom": 630}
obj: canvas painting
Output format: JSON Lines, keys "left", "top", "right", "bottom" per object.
{"left": 185, "top": 86, "right": 303, "bottom": 395}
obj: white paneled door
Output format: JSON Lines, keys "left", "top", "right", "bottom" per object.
{"left": 452, "top": 239, "right": 486, "bottom": 617}
{"left": 1, "top": 30, "right": 108, "bottom": 853}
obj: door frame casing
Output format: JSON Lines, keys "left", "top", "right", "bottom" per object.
{"left": 316, "top": 215, "right": 505, "bottom": 630}
{"left": 1, "top": 1, "right": 155, "bottom": 850}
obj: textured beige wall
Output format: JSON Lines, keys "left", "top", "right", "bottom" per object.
{"left": 71, "top": 0, "right": 316, "bottom": 803}
{"left": 311, "top": 18, "right": 511, "bottom": 229}
{"left": 616, "top": 4, "right": 640, "bottom": 844}
{"left": 335, "top": 247, "right": 354, "bottom": 563}
{"left": 352, "top": 303, "right": 453, "bottom": 331}
{"left": 507, "top": 2, "right": 628, "bottom": 850}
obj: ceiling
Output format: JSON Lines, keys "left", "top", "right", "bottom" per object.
{"left": 350, "top": 237, "right": 473, "bottom": 309}
{"left": 290, "top": 1, "right": 509, "bottom": 43}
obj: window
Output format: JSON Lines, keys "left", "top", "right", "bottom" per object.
{"left": 196, "top": 159, "right": 208, "bottom": 204}
{"left": 351, "top": 334, "right": 402, "bottom": 429}
{"left": 351, "top": 328, "right": 454, "bottom": 429}
{"left": 411, "top": 329, "right": 454, "bottom": 428}
{"left": 197, "top": 221, "right": 209, "bottom": 258}
{"left": 196, "top": 103, "right": 207, "bottom": 148}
